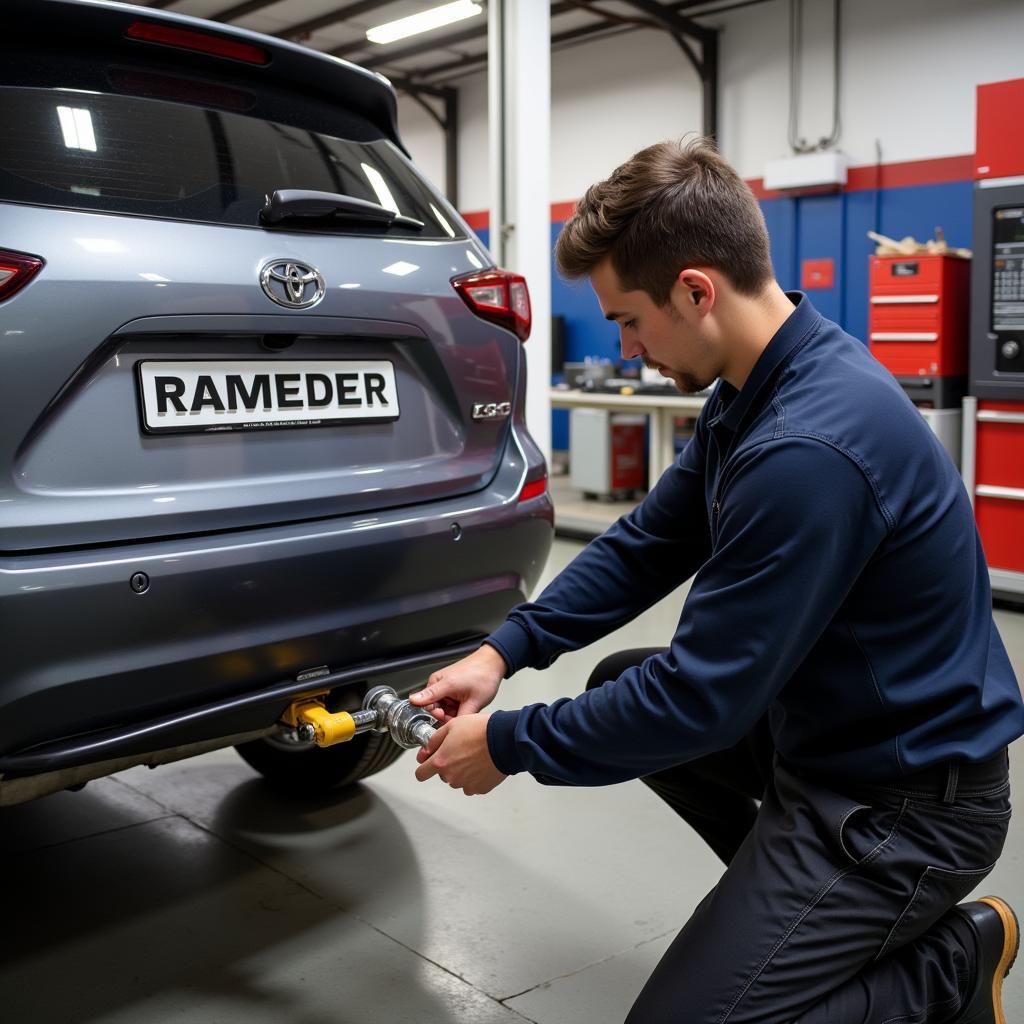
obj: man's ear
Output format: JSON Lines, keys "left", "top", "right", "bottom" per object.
{"left": 677, "top": 269, "right": 716, "bottom": 313}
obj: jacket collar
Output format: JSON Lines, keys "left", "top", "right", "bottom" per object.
{"left": 709, "top": 291, "right": 822, "bottom": 434}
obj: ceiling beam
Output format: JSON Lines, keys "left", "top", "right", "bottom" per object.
{"left": 334, "top": 22, "right": 485, "bottom": 63}
{"left": 619, "top": 0, "right": 715, "bottom": 44}
{"left": 333, "top": 0, "right": 585, "bottom": 62}
{"left": 270, "top": 0, "right": 394, "bottom": 40}
{"left": 209, "top": 0, "right": 280, "bottom": 20}
{"left": 407, "top": 0, "right": 771, "bottom": 100}
{"left": 409, "top": 15, "right": 636, "bottom": 81}
{"left": 561, "top": 0, "right": 660, "bottom": 31}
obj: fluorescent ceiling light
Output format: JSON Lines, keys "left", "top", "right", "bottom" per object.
{"left": 366, "top": 0, "right": 482, "bottom": 45}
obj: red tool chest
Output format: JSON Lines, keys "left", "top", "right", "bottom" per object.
{"left": 869, "top": 254, "right": 970, "bottom": 388}
{"left": 970, "top": 400, "right": 1024, "bottom": 575}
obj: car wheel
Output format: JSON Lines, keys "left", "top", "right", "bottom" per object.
{"left": 235, "top": 728, "right": 406, "bottom": 792}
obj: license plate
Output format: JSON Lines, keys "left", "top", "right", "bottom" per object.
{"left": 136, "top": 360, "right": 400, "bottom": 434}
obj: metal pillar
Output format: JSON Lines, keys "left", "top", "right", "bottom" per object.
{"left": 489, "top": 0, "right": 552, "bottom": 463}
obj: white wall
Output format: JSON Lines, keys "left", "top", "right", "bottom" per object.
{"left": 396, "top": 74, "right": 489, "bottom": 211}
{"left": 719, "top": 0, "right": 1024, "bottom": 176}
{"left": 397, "top": 0, "right": 1024, "bottom": 213}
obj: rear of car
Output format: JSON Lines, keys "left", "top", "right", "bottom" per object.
{"left": 0, "top": 0, "right": 553, "bottom": 804}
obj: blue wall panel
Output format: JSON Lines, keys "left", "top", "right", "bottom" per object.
{"left": 878, "top": 181, "right": 974, "bottom": 251}
{"left": 550, "top": 223, "right": 621, "bottom": 365}
{"left": 843, "top": 189, "right": 878, "bottom": 345}
{"left": 796, "top": 193, "right": 844, "bottom": 324}
{"left": 761, "top": 196, "right": 799, "bottom": 291}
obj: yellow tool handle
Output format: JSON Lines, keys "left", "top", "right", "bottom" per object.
{"left": 297, "top": 705, "right": 356, "bottom": 746}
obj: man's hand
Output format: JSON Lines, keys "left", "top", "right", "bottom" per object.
{"left": 408, "top": 644, "right": 507, "bottom": 723}
{"left": 414, "top": 714, "right": 507, "bottom": 796}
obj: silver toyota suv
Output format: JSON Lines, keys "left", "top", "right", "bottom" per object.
{"left": 0, "top": 0, "right": 553, "bottom": 805}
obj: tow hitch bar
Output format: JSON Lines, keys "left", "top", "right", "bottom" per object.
{"left": 282, "top": 686, "right": 439, "bottom": 750}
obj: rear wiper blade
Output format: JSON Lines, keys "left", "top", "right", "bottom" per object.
{"left": 260, "top": 189, "right": 424, "bottom": 231}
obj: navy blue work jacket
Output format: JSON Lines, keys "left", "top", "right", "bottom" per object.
{"left": 486, "top": 293, "right": 1024, "bottom": 786}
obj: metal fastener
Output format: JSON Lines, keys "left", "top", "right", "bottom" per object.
{"left": 130, "top": 572, "right": 150, "bottom": 594}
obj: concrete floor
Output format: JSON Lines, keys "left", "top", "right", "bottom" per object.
{"left": 1, "top": 538, "right": 1022, "bottom": 1023}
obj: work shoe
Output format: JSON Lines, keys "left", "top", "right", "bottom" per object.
{"left": 952, "top": 896, "right": 1019, "bottom": 1024}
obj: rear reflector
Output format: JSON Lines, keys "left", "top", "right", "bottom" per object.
{"left": 125, "top": 21, "right": 272, "bottom": 66}
{"left": 452, "top": 269, "right": 532, "bottom": 341}
{"left": 518, "top": 476, "right": 547, "bottom": 502}
{"left": 0, "top": 250, "right": 44, "bottom": 303}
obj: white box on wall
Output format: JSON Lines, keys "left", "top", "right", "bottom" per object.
{"left": 763, "top": 152, "right": 848, "bottom": 191}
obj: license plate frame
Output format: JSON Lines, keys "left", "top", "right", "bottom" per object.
{"left": 136, "top": 359, "right": 400, "bottom": 435}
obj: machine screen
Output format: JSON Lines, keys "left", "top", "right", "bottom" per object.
{"left": 993, "top": 207, "right": 1024, "bottom": 330}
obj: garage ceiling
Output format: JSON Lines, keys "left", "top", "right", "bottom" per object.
{"left": 142, "top": 0, "right": 763, "bottom": 86}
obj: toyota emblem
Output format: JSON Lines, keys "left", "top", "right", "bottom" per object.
{"left": 259, "top": 260, "right": 326, "bottom": 309}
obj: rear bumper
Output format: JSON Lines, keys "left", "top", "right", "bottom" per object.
{"left": 0, "top": 639, "right": 482, "bottom": 776}
{"left": 0, "top": 433, "right": 553, "bottom": 759}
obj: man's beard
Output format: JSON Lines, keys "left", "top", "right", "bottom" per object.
{"left": 677, "top": 371, "right": 715, "bottom": 394}
{"left": 647, "top": 360, "right": 712, "bottom": 391}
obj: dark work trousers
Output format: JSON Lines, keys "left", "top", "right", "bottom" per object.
{"left": 586, "top": 650, "right": 1013, "bottom": 1024}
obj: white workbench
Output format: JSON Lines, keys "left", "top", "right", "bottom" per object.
{"left": 549, "top": 388, "right": 708, "bottom": 486}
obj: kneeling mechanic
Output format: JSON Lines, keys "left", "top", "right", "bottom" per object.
{"left": 409, "top": 137, "right": 1024, "bottom": 1024}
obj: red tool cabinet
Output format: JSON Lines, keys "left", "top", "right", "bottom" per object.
{"left": 869, "top": 254, "right": 970, "bottom": 401}
{"left": 962, "top": 398, "right": 1024, "bottom": 595}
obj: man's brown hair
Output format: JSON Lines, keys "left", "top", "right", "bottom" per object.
{"left": 555, "top": 137, "right": 774, "bottom": 304}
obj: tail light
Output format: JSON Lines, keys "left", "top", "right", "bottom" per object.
{"left": 452, "top": 269, "right": 531, "bottom": 341}
{"left": 518, "top": 474, "right": 548, "bottom": 502}
{"left": 0, "top": 250, "right": 44, "bottom": 303}
{"left": 125, "top": 21, "right": 272, "bottom": 66}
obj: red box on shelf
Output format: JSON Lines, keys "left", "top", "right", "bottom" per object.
{"left": 609, "top": 419, "right": 646, "bottom": 492}
{"left": 868, "top": 254, "right": 970, "bottom": 382}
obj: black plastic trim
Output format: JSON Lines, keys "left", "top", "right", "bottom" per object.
{"left": 0, "top": 638, "right": 483, "bottom": 776}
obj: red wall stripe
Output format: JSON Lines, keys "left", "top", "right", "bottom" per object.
{"left": 461, "top": 210, "right": 490, "bottom": 230}
{"left": 460, "top": 154, "right": 977, "bottom": 228}
{"left": 551, "top": 199, "right": 577, "bottom": 221}
{"left": 847, "top": 154, "right": 974, "bottom": 190}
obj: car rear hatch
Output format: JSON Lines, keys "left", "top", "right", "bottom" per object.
{"left": 0, "top": 3, "right": 516, "bottom": 552}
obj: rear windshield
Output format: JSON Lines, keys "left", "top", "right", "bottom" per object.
{"left": 0, "top": 85, "right": 461, "bottom": 239}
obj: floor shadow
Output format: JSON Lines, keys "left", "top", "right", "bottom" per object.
{"left": 0, "top": 774, "right": 458, "bottom": 1023}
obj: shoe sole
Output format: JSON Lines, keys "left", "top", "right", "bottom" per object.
{"left": 978, "top": 896, "right": 1019, "bottom": 1024}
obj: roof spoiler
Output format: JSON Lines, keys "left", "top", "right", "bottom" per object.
{"left": 8, "top": 0, "right": 408, "bottom": 156}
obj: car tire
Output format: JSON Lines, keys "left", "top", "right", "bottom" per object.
{"left": 234, "top": 729, "right": 406, "bottom": 792}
